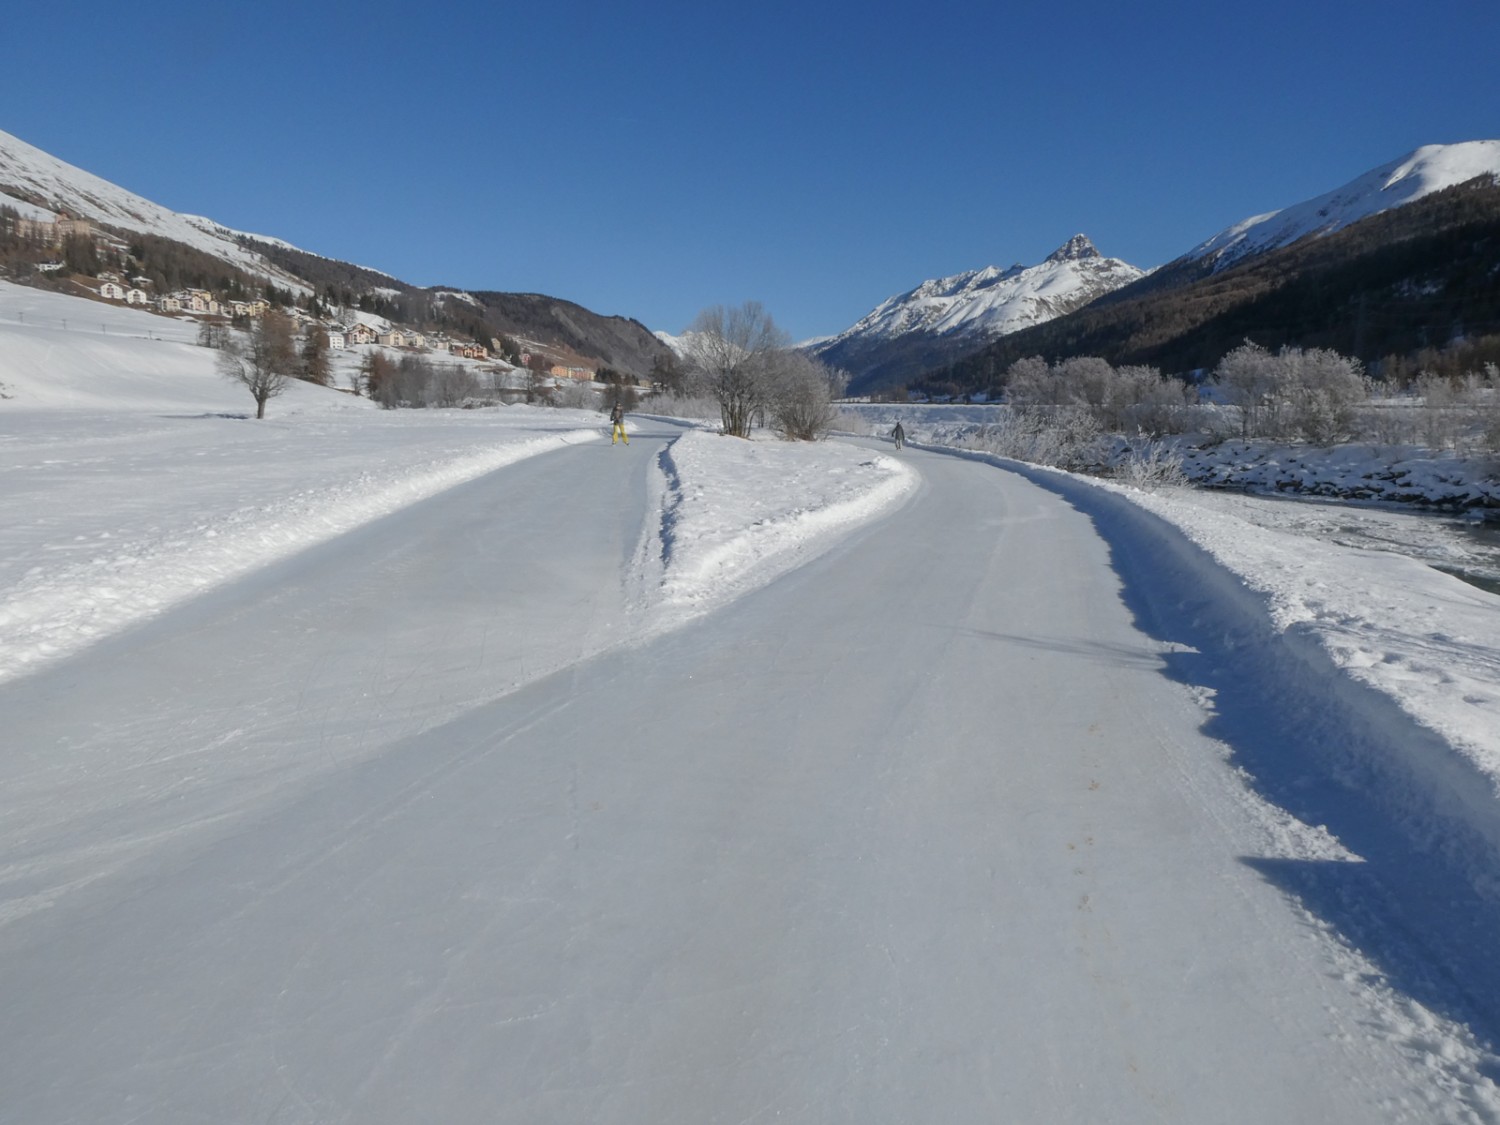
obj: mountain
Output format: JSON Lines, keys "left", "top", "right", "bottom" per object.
{"left": 929, "top": 171, "right": 1500, "bottom": 391}
{"left": 0, "top": 128, "right": 673, "bottom": 377}
{"left": 811, "top": 235, "right": 1144, "bottom": 394}
{"left": 0, "top": 127, "right": 314, "bottom": 291}
{"left": 1185, "top": 141, "right": 1500, "bottom": 272}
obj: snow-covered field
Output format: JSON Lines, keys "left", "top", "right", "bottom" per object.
{"left": 7, "top": 281, "right": 1500, "bottom": 1119}
{"left": 0, "top": 283, "right": 914, "bottom": 688}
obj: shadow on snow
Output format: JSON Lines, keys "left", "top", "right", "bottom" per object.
{"left": 944, "top": 445, "right": 1500, "bottom": 1058}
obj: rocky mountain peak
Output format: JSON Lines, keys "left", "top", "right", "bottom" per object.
{"left": 1045, "top": 234, "right": 1101, "bottom": 263}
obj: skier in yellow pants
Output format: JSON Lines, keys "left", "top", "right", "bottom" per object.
{"left": 610, "top": 401, "right": 629, "bottom": 444}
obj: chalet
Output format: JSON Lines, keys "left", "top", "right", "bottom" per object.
{"left": 156, "top": 294, "right": 182, "bottom": 313}
{"left": 326, "top": 328, "right": 346, "bottom": 350}
{"left": 451, "top": 343, "right": 489, "bottom": 361}
{"left": 125, "top": 288, "right": 150, "bottom": 306}
{"left": 549, "top": 363, "right": 590, "bottom": 381}
{"left": 376, "top": 327, "right": 403, "bottom": 347}
{"left": 99, "top": 281, "right": 125, "bottom": 300}
{"left": 346, "top": 323, "right": 377, "bottom": 345}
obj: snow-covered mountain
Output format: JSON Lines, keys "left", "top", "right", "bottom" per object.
{"left": 1186, "top": 140, "right": 1500, "bottom": 271}
{"left": 813, "top": 235, "right": 1144, "bottom": 392}
{"left": 0, "top": 127, "right": 314, "bottom": 291}
{"left": 832, "top": 234, "right": 1143, "bottom": 345}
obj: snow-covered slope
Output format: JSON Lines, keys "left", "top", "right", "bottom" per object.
{"left": 1186, "top": 140, "right": 1500, "bottom": 271}
{"left": 823, "top": 235, "right": 1144, "bottom": 350}
{"left": 0, "top": 127, "right": 313, "bottom": 290}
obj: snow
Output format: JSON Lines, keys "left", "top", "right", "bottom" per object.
{"left": 0, "top": 284, "right": 915, "bottom": 685}
{"left": 817, "top": 234, "right": 1145, "bottom": 350}
{"left": 5, "top": 284, "right": 1500, "bottom": 1119}
{"left": 1186, "top": 140, "right": 1500, "bottom": 269}
{"left": 0, "top": 191, "right": 55, "bottom": 222}
{"left": 644, "top": 429, "right": 916, "bottom": 627}
{"left": 0, "top": 126, "right": 314, "bottom": 291}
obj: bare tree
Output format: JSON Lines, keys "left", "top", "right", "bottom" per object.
{"left": 429, "top": 363, "right": 480, "bottom": 407}
{"left": 526, "top": 367, "right": 556, "bottom": 405}
{"left": 681, "top": 302, "right": 789, "bottom": 437}
{"left": 218, "top": 310, "right": 297, "bottom": 419}
{"left": 300, "top": 324, "right": 331, "bottom": 386}
{"left": 197, "top": 317, "right": 230, "bottom": 350}
{"left": 360, "top": 351, "right": 398, "bottom": 403}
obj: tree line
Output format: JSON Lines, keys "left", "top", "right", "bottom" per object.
{"left": 956, "top": 342, "right": 1500, "bottom": 478}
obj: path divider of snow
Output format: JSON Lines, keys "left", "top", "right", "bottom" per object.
{"left": 948, "top": 445, "right": 1500, "bottom": 900}
{"left": 635, "top": 430, "right": 917, "bottom": 631}
{"left": 0, "top": 429, "right": 603, "bottom": 684}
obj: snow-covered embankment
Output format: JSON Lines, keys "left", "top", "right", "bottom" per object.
{"left": 636, "top": 429, "right": 917, "bottom": 630}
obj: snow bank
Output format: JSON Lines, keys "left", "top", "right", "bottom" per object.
{"left": 638, "top": 430, "right": 917, "bottom": 628}
{"left": 949, "top": 445, "right": 1500, "bottom": 899}
{"left": 1177, "top": 439, "right": 1500, "bottom": 510}
{"left": 1122, "top": 482, "right": 1500, "bottom": 796}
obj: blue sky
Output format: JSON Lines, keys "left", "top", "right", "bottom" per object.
{"left": 3, "top": 0, "right": 1495, "bottom": 341}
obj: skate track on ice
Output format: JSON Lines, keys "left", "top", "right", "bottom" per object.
{"left": 3, "top": 418, "right": 1499, "bottom": 1123}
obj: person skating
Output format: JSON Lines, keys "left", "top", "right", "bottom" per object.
{"left": 610, "top": 401, "right": 629, "bottom": 445}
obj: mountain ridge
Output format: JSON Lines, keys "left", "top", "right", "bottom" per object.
{"left": 811, "top": 234, "right": 1145, "bottom": 393}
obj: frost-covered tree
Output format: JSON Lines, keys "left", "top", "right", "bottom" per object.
{"left": 1003, "top": 356, "right": 1058, "bottom": 405}
{"left": 769, "top": 351, "right": 842, "bottom": 441}
{"left": 1214, "top": 342, "right": 1289, "bottom": 438}
{"left": 1283, "top": 347, "right": 1364, "bottom": 445}
{"left": 1214, "top": 343, "right": 1365, "bottom": 443}
{"left": 681, "top": 302, "right": 789, "bottom": 437}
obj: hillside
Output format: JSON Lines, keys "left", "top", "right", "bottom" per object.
{"left": 927, "top": 176, "right": 1500, "bottom": 392}
{"left": 0, "top": 128, "right": 674, "bottom": 378}
{"left": 1186, "top": 140, "right": 1500, "bottom": 272}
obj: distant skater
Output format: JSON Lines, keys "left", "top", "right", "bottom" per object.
{"left": 891, "top": 421, "right": 905, "bottom": 450}
{"left": 610, "top": 401, "right": 629, "bottom": 445}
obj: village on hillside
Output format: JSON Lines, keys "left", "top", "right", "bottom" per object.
{"left": 1, "top": 206, "right": 640, "bottom": 398}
